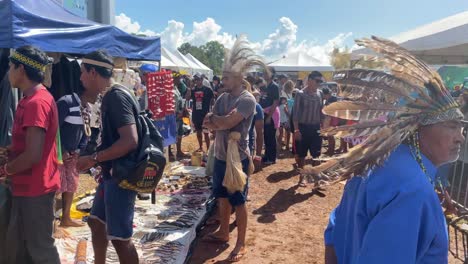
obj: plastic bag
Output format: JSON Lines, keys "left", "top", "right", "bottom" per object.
{"left": 222, "top": 132, "right": 247, "bottom": 193}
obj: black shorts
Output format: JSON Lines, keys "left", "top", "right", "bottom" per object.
{"left": 295, "top": 123, "right": 322, "bottom": 158}
{"left": 192, "top": 113, "right": 207, "bottom": 132}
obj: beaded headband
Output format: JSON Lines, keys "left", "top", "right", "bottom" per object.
{"left": 420, "top": 107, "right": 464, "bottom": 126}
{"left": 10, "top": 52, "right": 47, "bottom": 72}
{"left": 81, "top": 58, "right": 114, "bottom": 70}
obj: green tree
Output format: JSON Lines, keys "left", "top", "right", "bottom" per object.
{"left": 330, "top": 47, "right": 351, "bottom": 70}
{"left": 200, "top": 41, "right": 225, "bottom": 75}
{"left": 178, "top": 41, "right": 225, "bottom": 75}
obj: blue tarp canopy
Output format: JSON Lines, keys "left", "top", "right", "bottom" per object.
{"left": 0, "top": 0, "right": 161, "bottom": 61}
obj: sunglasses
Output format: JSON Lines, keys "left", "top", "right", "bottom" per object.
{"left": 314, "top": 79, "right": 323, "bottom": 84}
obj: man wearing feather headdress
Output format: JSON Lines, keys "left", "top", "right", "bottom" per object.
{"left": 202, "top": 35, "right": 269, "bottom": 262}
{"left": 314, "top": 37, "right": 465, "bottom": 264}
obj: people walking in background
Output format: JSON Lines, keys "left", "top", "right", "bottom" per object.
{"left": 277, "top": 73, "right": 289, "bottom": 97}
{"left": 191, "top": 73, "right": 214, "bottom": 151}
{"left": 249, "top": 88, "right": 265, "bottom": 171}
{"left": 279, "top": 80, "right": 295, "bottom": 151}
{"left": 321, "top": 87, "right": 338, "bottom": 156}
{"left": 173, "top": 74, "right": 190, "bottom": 159}
{"left": 293, "top": 71, "right": 324, "bottom": 186}
{"left": 212, "top": 75, "right": 221, "bottom": 95}
{"left": 258, "top": 68, "right": 280, "bottom": 165}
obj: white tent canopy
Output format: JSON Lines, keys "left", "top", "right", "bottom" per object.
{"left": 186, "top": 53, "right": 213, "bottom": 79}
{"left": 161, "top": 47, "right": 191, "bottom": 73}
{"left": 352, "top": 11, "right": 468, "bottom": 64}
{"left": 160, "top": 48, "right": 214, "bottom": 77}
{"left": 160, "top": 50, "right": 177, "bottom": 68}
{"left": 269, "top": 53, "right": 334, "bottom": 72}
{"left": 173, "top": 50, "right": 203, "bottom": 75}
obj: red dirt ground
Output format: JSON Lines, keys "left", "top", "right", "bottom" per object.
{"left": 184, "top": 134, "right": 463, "bottom": 264}
{"left": 76, "top": 134, "right": 463, "bottom": 263}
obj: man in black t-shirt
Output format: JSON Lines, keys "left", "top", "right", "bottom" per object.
{"left": 77, "top": 51, "right": 139, "bottom": 264}
{"left": 191, "top": 74, "right": 214, "bottom": 151}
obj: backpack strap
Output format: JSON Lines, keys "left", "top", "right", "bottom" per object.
{"left": 107, "top": 84, "right": 143, "bottom": 161}
{"left": 111, "top": 84, "right": 141, "bottom": 114}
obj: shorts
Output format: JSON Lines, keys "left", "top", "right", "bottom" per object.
{"left": 280, "top": 122, "right": 290, "bottom": 131}
{"left": 213, "top": 158, "right": 250, "bottom": 206}
{"left": 59, "top": 155, "right": 79, "bottom": 193}
{"left": 192, "top": 113, "right": 207, "bottom": 132}
{"left": 295, "top": 123, "right": 322, "bottom": 158}
{"left": 89, "top": 178, "right": 137, "bottom": 240}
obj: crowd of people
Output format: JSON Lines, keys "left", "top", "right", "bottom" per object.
{"left": 0, "top": 34, "right": 467, "bottom": 264}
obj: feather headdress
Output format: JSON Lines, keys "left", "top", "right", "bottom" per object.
{"left": 223, "top": 35, "right": 270, "bottom": 78}
{"left": 301, "top": 36, "right": 463, "bottom": 186}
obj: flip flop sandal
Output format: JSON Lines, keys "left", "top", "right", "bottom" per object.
{"left": 228, "top": 251, "right": 246, "bottom": 262}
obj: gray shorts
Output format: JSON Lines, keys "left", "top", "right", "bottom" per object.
{"left": 5, "top": 192, "right": 60, "bottom": 264}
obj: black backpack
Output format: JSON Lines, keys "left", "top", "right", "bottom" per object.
{"left": 106, "top": 85, "right": 167, "bottom": 193}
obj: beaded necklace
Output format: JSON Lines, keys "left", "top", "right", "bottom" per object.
{"left": 79, "top": 100, "right": 92, "bottom": 137}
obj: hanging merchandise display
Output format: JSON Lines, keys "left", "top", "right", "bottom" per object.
{"left": 146, "top": 71, "right": 175, "bottom": 118}
{"left": 146, "top": 71, "right": 177, "bottom": 147}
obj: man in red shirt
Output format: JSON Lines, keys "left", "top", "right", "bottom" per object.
{"left": 0, "top": 46, "right": 61, "bottom": 263}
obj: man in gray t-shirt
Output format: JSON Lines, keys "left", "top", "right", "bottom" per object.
{"left": 202, "top": 72, "right": 256, "bottom": 262}
{"left": 212, "top": 91, "right": 256, "bottom": 161}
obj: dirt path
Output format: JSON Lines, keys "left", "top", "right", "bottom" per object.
{"left": 76, "top": 134, "right": 463, "bottom": 263}
{"left": 189, "top": 149, "right": 343, "bottom": 264}
{"left": 187, "top": 139, "right": 463, "bottom": 264}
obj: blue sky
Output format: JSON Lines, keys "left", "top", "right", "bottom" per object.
{"left": 115, "top": 0, "right": 468, "bottom": 64}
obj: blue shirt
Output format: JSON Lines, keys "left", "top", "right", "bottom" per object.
{"left": 249, "top": 103, "right": 264, "bottom": 154}
{"left": 325, "top": 144, "right": 448, "bottom": 264}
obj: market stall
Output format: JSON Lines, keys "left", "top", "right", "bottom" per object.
{"left": 0, "top": 0, "right": 160, "bottom": 60}
{"left": 0, "top": 0, "right": 162, "bottom": 142}
{"left": 56, "top": 163, "right": 213, "bottom": 264}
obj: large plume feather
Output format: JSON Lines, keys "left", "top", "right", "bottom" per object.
{"left": 302, "top": 36, "right": 460, "bottom": 187}
{"left": 223, "top": 35, "right": 270, "bottom": 78}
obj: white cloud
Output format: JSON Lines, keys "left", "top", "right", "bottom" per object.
{"left": 115, "top": 13, "right": 353, "bottom": 65}
{"left": 160, "top": 20, "right": 185, "bottom": 47}
{"left": 115, "top": 13, "right": 141, "bottom": 34}
{"left": 261, "top": 17, "right": 298, "bottom": 57}
{"left": 115, "top": 13, "right": 157, "bottom": 36}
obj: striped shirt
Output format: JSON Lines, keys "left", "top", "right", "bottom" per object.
{"left": 57, "top": 93, "right": 86, "bottom": 152}
{"left": 292, "top": 89, "right": 323, "bottom": 125}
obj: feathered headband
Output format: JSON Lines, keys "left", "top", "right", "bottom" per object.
{"left": 301, "top": 36, "right": 463, "bottom": 185}
{"left": 223, "top": 35, "right": 270, "bottom": 79}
